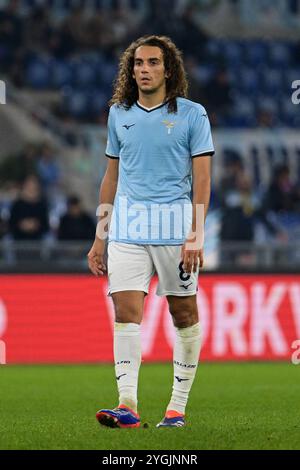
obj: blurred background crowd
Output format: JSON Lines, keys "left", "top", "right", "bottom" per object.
{"left": 0, "top": 0, "right": 300, "bottom": 270}
{"left": 1, "top": 0, "right": 300, "bottom": 126}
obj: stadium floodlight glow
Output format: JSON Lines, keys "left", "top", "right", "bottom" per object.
{"left": 0, "top": 80, "right": 6, "bottom": 105}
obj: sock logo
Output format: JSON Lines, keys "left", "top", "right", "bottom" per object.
{"left": 116, "top": 373, "right": 127, "bottom": 381}
{"left": 116, "top": 361, "right": 130, "bottom": 365}
{"left": 174, "top": 361, "right": 196, "bottom": 369}
{"left": 175, "top": 376, "right": 190, "bottom": 383}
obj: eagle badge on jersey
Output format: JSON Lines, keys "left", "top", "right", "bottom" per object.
{"left": 162, "top": 120, "right": 175, "bottom": 134}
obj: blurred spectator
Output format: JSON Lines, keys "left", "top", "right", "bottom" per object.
{"left": 37, "top": 143, "right": 60, "bottom": 192}
{"left": 24, "top": 6, "right": 51, "bottom": 53}
{"left": 0, "top": 0, "right": 23, "bottom": 70}
{"left": 294, "top": 37, "right": 300, "bottom": 63}
{"left": 139, "top": 0, "right": 175, "bottom": 35}
{"left": 9, "top": 175, "right": 50, "bottom": 240}
{"left": 257, "top": 109, "right": 276, "bottom": 128}
{"left": 220, "top": 172, "right": 279, "bottom": 242}
{"left": 86, "top": 9, "right": 107, "bottom": 50}
{"left": 48, "top": 22, "right": 77, "bottom": 59}
{"left": 110, "top": 5, "right": 134, "bottom": 50}
{"left": 57, "top": 195, "right": 96, "bottom": 241}
{"left": 61, "top": 6, "right": 88, "bottom": 52}
{"left": 0, "top": 143, "right": 38, "bottom": 185}
{"left": 171, "top": 4, "right": 209, "bottom": 60}
{"left": 138, "top": 2, "right": 208, "bottom": 60}
{"left": 264, "top": 164, "right": 297, "bottom": 213}
{"left": 185, "top": 56, "right": 205, "bottom": 104}
{"left": 203, "top": 68, "right": 233, "bottom": 125}
{"left": 0, "top": 214, "right": 7, "bottom": 239}
{"left": 292, "top": 182, "right": 300, "bottom": 212}
{"left": 218, "top": 151, "right": 244, "bottom": 206}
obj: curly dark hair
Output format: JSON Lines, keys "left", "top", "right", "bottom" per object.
{"left": 110, "top": 35, "right": 188, "bottom": 114}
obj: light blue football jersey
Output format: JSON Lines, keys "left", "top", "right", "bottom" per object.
{"left": 105, "top": 97, "right": 214, "bottom": 245}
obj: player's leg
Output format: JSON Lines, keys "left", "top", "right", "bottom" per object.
{"left": 96, "top": 291, "right": 145, "bottom": 428}
{"left": 149, "top": 245, "right": 201, "bottom": 426}
{"left": 112, "top": 290, "right": 145, "bottom": 413}
{"left": 96, "top": 242, "right": 154, "bottom": 428}
{"left": 165, "top": 294, "right": 201, "bottom": 416}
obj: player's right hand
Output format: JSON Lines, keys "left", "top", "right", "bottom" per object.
{"left": 87, "top": 238, "right": 107, "bottom": 276}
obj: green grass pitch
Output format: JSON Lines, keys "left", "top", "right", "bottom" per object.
{"left": 0, "top": 363, "right": 299, "bottom": 450}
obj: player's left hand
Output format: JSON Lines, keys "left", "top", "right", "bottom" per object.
{"left": 180, "top": 243, "right": 204, "bottom": 274}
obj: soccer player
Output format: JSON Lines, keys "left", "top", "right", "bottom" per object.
{"left": 88, "top": 35, "right": 214, "bottom": 428}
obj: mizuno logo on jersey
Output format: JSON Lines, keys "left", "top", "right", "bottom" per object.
{"left": 123, "top": 124, "right": 136, "bottom": 130}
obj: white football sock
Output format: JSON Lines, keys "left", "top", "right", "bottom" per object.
{"left": 114, "top": 322, "right": 141, "bottom": 413}
{"left": 167, "top": 322, "right": 202, "bottom": 415}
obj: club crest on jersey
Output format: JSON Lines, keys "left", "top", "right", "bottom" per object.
{"left": 162, "top": 120, "right": 175, "bottom": 134}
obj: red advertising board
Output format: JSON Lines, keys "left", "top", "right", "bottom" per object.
{"left": 0, "top": 274, "right": 299, "bottom": 363}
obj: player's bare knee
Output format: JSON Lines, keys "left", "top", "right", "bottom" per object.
{"left": 112, "top": 292, "right": 144, "bottom": 324}
{"left": 171, "top": 310, "right": 198, "bottom": 328}
{"left": 112, "top": 300, "right": 139, "bottom": 324}
{"left": 168, "top": 296, "right": 198, "bottom": 328}
{"left": 169, "top": 305, "right": 198, "bottom": 328}
{"left": 114, "top": 306, "right": 141, "bottom": 324}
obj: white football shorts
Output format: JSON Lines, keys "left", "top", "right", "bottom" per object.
{"left": 107, "top": 241, "right": 199, "bottom": 297}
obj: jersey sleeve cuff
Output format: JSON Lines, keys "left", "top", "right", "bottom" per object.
{"left": 191, "top": 150, "right": 215, "bottom": 158}
{"left": 106, "top": 153, "right": 120, "bottom": 159}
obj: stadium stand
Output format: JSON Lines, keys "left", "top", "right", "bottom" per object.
{"left": 0, "top": 0, "right": 299, "bottom": 271}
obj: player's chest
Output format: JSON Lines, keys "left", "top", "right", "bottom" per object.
{"left": 116, "top": 115, "right": 189, "bottom": 150}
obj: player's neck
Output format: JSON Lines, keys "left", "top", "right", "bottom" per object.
{"left": 138, "top": 90, "right": 166, "bottom": 110}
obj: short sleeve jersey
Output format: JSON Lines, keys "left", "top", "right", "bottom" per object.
{"left": 105, "top": 97, "right": 214, "bottom": 245}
